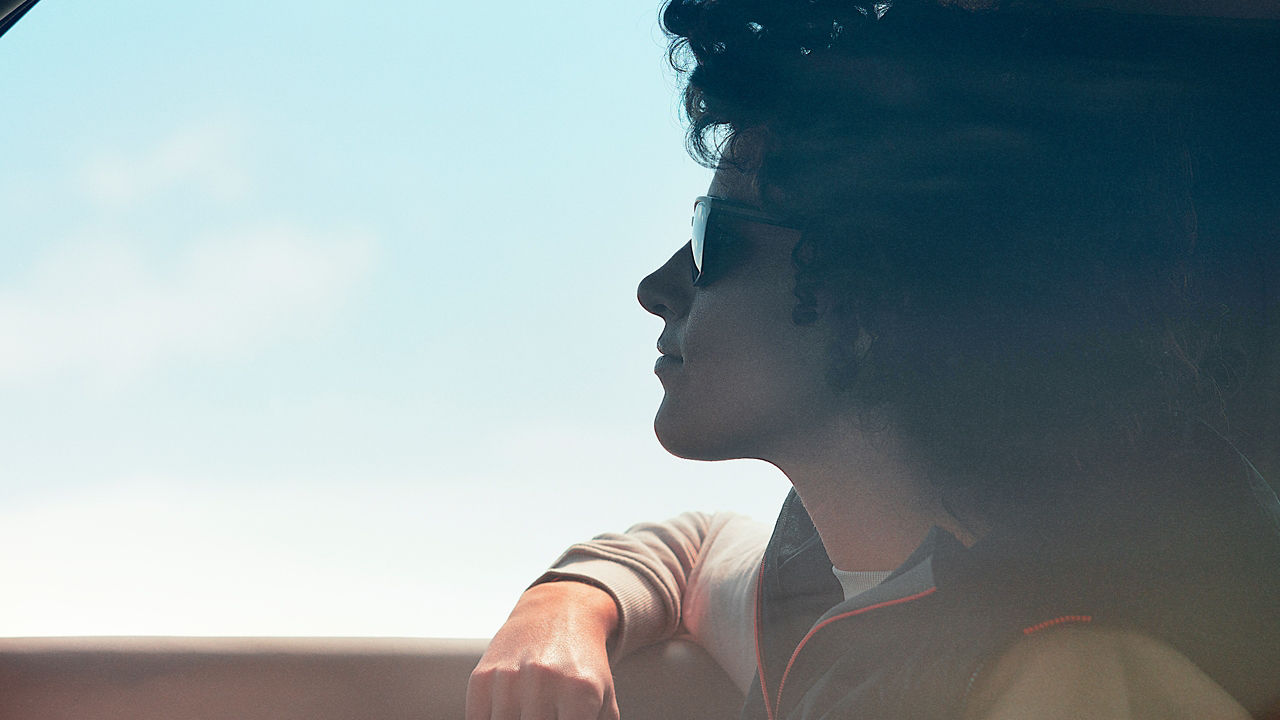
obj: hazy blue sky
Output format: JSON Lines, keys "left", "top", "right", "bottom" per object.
{"left": 0, "top": 1, "right": 791, "bottom": 637}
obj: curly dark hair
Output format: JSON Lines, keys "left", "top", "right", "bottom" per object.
{"left": 661, "top": 0, "right": 1280, "bottom": 515}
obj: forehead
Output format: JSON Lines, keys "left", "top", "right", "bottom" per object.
{"left": 707, "top": 133, "right": 765, "bottom": 207}
{"left": 706, "top": 162, "right": 759, "bottom": 207}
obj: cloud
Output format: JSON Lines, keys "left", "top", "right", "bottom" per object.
{"left": 0, "top": 119, "right": 376, "bottom": 387}
{"left": 79, "top": 120, "right": 250, "bottom": 208}
{"left": 0, "top": 226, "right": 373, "bottom": 386}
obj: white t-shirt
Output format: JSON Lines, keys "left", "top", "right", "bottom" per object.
{"left": 831, "top": 567, "right": 892, "bottom": 601}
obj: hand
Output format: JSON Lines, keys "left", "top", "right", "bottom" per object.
{"left": 467, "top": 581, "right": 622, "bottom": 720}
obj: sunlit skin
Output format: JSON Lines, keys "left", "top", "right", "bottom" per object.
{"left": 637, "top": 143, "right": 977, "bottom": 572}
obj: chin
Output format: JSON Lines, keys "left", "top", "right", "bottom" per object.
{"left": 652, "top": 405, "right": 743, "bottom": 462}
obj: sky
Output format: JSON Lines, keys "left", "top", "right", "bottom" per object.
{"left": 0, "top": 1, "right": 791, "bottom": 638}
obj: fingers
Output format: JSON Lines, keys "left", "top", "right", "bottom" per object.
{"left": 494, "top": 675, "right": 547, "bottom": 720}
{"left": 552, "top": 672, "right": 612, "bottom": 720}
{"left": 465, "top": 667, "right": 491, "bottom": 720}
{"left": 468, "top": 662, "right": 615, "bottom": 720}
{"left": 599, "top": 682, "right": 621, "bottom": 720}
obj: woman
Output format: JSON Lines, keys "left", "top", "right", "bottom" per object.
{"left": 468, "top": 1, "right": 1280, "bottom": 718}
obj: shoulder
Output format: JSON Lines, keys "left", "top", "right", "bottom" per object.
{"left": 963, "top": 627, "right": 1249, "bottom": 720}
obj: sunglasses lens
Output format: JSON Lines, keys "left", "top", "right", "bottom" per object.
{"left": 691, "top": 200, "right": 710, "bottom": 279}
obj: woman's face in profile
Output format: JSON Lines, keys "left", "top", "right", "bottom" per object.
{"left": 637, "top": 160, "right": 848, "bottom": 464}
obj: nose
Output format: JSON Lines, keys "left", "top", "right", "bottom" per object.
{"left": 637, "top": 242, "right": 694, "bottom": 320}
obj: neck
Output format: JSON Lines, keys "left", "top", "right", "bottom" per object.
{"left": 770, "top": 428, "right": 979, "bottom": 572}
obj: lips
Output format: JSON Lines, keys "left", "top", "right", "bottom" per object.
{"left": 654, "top": 354, "right": 683, "bottom": 374}
{"left": 655, "top": 339, "right": 683, "bottom": 374}
{"left": 656, "top": 339, "right": 682, "bottom": 361}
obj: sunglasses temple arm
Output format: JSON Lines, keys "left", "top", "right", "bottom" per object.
{"left": 1, "top": 0, "right": 43, "bottom": 39}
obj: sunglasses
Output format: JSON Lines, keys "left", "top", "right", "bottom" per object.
{"left": 0, "top": 0, "right": 42, "bottom": 39}
{"left": 690, "top": 195, "right": 801, "bottom": 286}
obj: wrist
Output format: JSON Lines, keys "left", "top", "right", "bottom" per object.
{"left": 521, "top": 579, "right": 620, "bottom": 640}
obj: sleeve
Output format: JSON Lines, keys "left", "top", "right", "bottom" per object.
{"left": 533, "top": 511, "right": 770, "bottom": 692}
